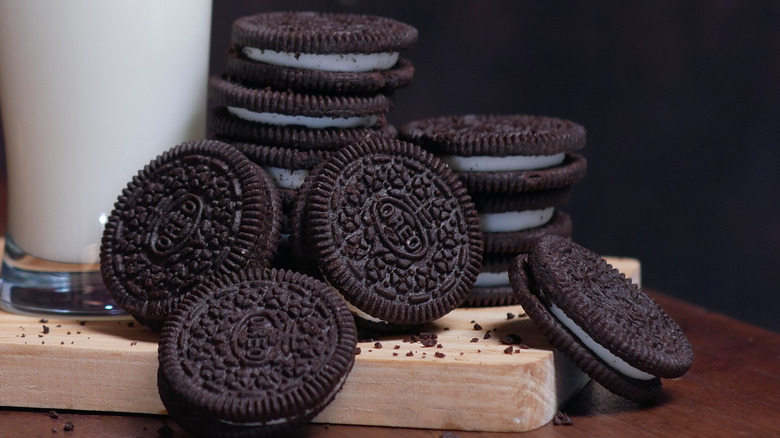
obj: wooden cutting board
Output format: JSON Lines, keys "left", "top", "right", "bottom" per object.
{"left": 0, "top": 257, "right": 640, "bottom": 432}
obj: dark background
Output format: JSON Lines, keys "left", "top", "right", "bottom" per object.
{"left": 2, "top": 1, "right": 778, "bottom": 332}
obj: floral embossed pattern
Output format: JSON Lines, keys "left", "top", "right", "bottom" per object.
{"left": 100, "top": 140, "right": 279, "bottom": 329}
{"left": 158, "top": 269, "right": 357, "bottom": 433}
{"left": 306, "top": 138, "right": 482, "bottom": 326}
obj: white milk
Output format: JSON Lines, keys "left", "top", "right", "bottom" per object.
{"left": 0, "top": 0, "right": 212, "bottom": 264}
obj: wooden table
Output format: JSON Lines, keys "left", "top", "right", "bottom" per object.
{"left": 1, "top": 291, "right": 778, "bottom": 437}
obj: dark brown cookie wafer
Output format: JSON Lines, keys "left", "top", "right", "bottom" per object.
{"left": 231, "top": 11, "right": 419, "bottom": 55}
{"left": 306, "top": 137, "right": 483, "bottom": 328}
{"left": 100, "top": 140, "right": 282, "bottom": 330}
{"left": 399, "top": 114, "right": 586, "bottom": 157}
{"left": 509, "top": 236, "right": 694, "bottom": 403}
{"left": 471, "top": 186, "right": 572, "bottom": 213}
{"left": 209, "top": 106, "right": 397, "bottom": 150}
{"left": 158, "top": 268, "right": 357, "bottom": 437}
{"left": 483, "top": 210, "right": 572, "bottom": 254}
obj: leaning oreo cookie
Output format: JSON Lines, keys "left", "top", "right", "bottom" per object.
{"left": 227, "top": 11, "right": 418, "bottom": 94}
{"left": 306, "top": 137, "right": 483, "bottom": 330}
{"left": 399, "top": 114, "right": 587, "bottom": 193}
{"left": 100, "top": 140, "right": 282, "bottom": 330}
{"left": 158, "top": 268, "right": 357, "bottom": 437}
{"left": 508, "top": 235, "right": 694, "bottom": 403}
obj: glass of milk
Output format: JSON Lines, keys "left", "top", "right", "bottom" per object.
{"left": 0, "top": 0, "right": 213, "bottom": 317}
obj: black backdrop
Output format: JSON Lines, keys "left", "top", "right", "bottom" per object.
{"left": 2, "top": 1, "right": 779, "bottom": 332}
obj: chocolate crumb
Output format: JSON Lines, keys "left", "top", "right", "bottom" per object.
{"left": 460, "top": 352, "right": 464, "bottom": 355}
{"left": 470, "top": 338, "right": 479, "bottom": 343}
{"left": 355, "top": 347, "right": 362, "bottom": 355}
{"left": 518, "top": 343, "right": 531, "bottom": 349}
{"left": 66, "top": 331, "right": 71, "bottom": 335}
{"left": 393, "top": 345, "right": 400, "bottom": 350}
{"left": 49, "top": 410, "right": 59, "bottom": 418}
{"left": 435, "top": 352, "right": 446, "bottom": 358}
{"left": 78, "top": 321, "right": 86, "bottom": 326}
{"left": 553, "top": 411, "right": 573, "bottom": 426}
{"left": 470, "top": 320, "right": 475, "bottom": 323}
{"left": 443, "top": 327, "right": 450, "bottom": 331}
{"left": 506, "top": 312, "right": 515, "bottom": 320}
{"left": 421, "top": 338, "right": 437, "bottom": 347}
{"left": 393, "top": 352, "right": 398, "bottom": 357}
{"left": 127, "top": 321, "right": 135, "bottom": 328}
{"left": 473, "top": 323, "right": 482, "bottom": 330}
{"left": 503, "top": 346, "right": 514, "bottom": 354}
{"left": 38, "top": 334, "right": 44, "bottom": 338}
{"left": 483, "top": 331, "right": 492, "bottom": 340}
{"left": 63, "top": 421, "right": 74, "bottom": 431}
{"left": 374, "top": 342, "right": 383, "bottom": 349}
{"left": 130, "top": 341, "right": 138, "bottom": 346}
{"left": 499, "top": 334, "right": 524, "bottom": 345}
{"left": 39, "top": 319, "right": 48, "bottom": 323}
{"left": 406, "top": 351, "right": 414, "bottom": 357}
{"left": 41, "top": 341, "right": 45, "bottom": 344}
{"left": 437, "top": 344, "right": 443, "bottom": 348}
{"left": 477, "top": 349, "right": 482, "bottom": 353}
{"left": 60, "top": 341, "right": 64, "bottom": 345}
{"left": 20, "top": 333, "right": 25, "bottom": 338}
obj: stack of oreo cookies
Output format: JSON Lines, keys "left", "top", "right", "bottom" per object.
{"left": 207, "top": 11, "right": 419, "bottom": 258}
{"left": 399, "top": 114, "right": 587, "bottom": 307}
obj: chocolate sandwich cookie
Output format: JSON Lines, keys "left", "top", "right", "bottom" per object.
{"left": 306, "top": 137, "right": 483, "bottom": 331}
{"left": 227, "top": 11, "right": 418, "bottom": 94}
{"left": 508, "top": 235, "right": 694, "bottom": 403}
{"left": 399, "top": 114, "right": 587, "bottom": 193}
{"left": 209, "top": 104, "right": 397, "bottom": 151}
{"left": 100, "top": 140, "right": 282, "bottom": 330}
{"left": 230, "top": 141, "right": 333, "bottom": 231}
{"left": 158, "top": 268, "right": 357, "bottom": 437}
{"left": 462, "top": 254, "right": 519, "bottom": 307}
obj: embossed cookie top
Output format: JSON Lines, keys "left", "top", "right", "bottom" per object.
{"left": 158, "top": 268, "right": 357, "bottom": 431}
{"left": 399, "top": 114, "right": 587, "bottom": 156}
{"left": 529, "top": 235, "right": 694, "bottom": 379}
{"left": 306, "top": 137, "right": 483, "bottom": 325}
{"left": 99, "top": 140, "right": 281, "bottom": 329}
{"left": 231, "top": 11, "right": 419, "bottom": 54}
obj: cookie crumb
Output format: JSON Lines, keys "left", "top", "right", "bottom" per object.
{"left": 470, "top": 338, "right": 479, "bottom": 343}
{"left": 499, "top": 334, "right": 523, "bottom": 345}
{"left": 406, "top": 351, "right": 414, "bottom": 357}
{"left": 553, "top": 411, "right": 573, "bottom": 426}
{"left": 483, "top": 331, "right": 492, "bottom": 340}
{"left": 39, "top": 318, "right": 48, "bottom": 323}
{"left": 63, "top": 421, "right": 74, "bottom": 431}
{"left": 393, "top": 352, "right": 398, "bottom": 357}
{"left": 503, "top": 346, "right": 514, "bottom": 354}
{"left": 434, "top": 352, "right": 445, "bottom": 358}
{"left": 506, "top": 312, "right": 515, "bottom": 320}
{"left": 42, "top": 325, "right": 50, "bottom": 334}
{"left": 355, "top": 347, "right": 361, "bottom": 355}
{"left": 374, "top": 342, "right": 383, "bottom": 349}
{"left": 393, "top": 345, "right": 400, "bottom": 350}
{"left": 130, "top": 341, "right": 138, "bottom": 346}
{"left": 473, "top": 323, "right": 482, "bottom": 330}
{"left": 48, "top": 410, "right": 59, "bottom": 418}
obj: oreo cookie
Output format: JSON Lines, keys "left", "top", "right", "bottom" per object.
{"left": 158, "top": 268, "right": 357, "bottom": 437}
{"left": 100, "top": 140, "right": 282, "bottom": 330}
{"left": 227, "top": 11, "right": 418, "bottom": 94}
{"left": 305, "top": 137, "right": 483, "bottom": 330}
{"left": 399, "top": 114, "right": 587, "bottom": 193}
{"left": 462, "top": 254, "right": 518, "bottom": 307}
{"left": 509, "top": 235, "right": 694, "bottom": 403}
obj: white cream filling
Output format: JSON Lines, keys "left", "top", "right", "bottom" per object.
{"left": 263, "top": 166, "right": 309, "bottom": 190}
{"left": 479, "top": 207, "right": 554, "bottom": 233}
{"left": 441, "top": 152, "right": 565, "bottom": 172}
{"left": 474, "top": 271, "right": 509, "bottom": 288}
{"left": 228, "top": 106, "right": 378, "bottom": 129}
{"left": 243, "top": 47, "right": 399, "bottom": 72}
{"left": 549, "top": 304, "right": 655, "bottom": 380}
